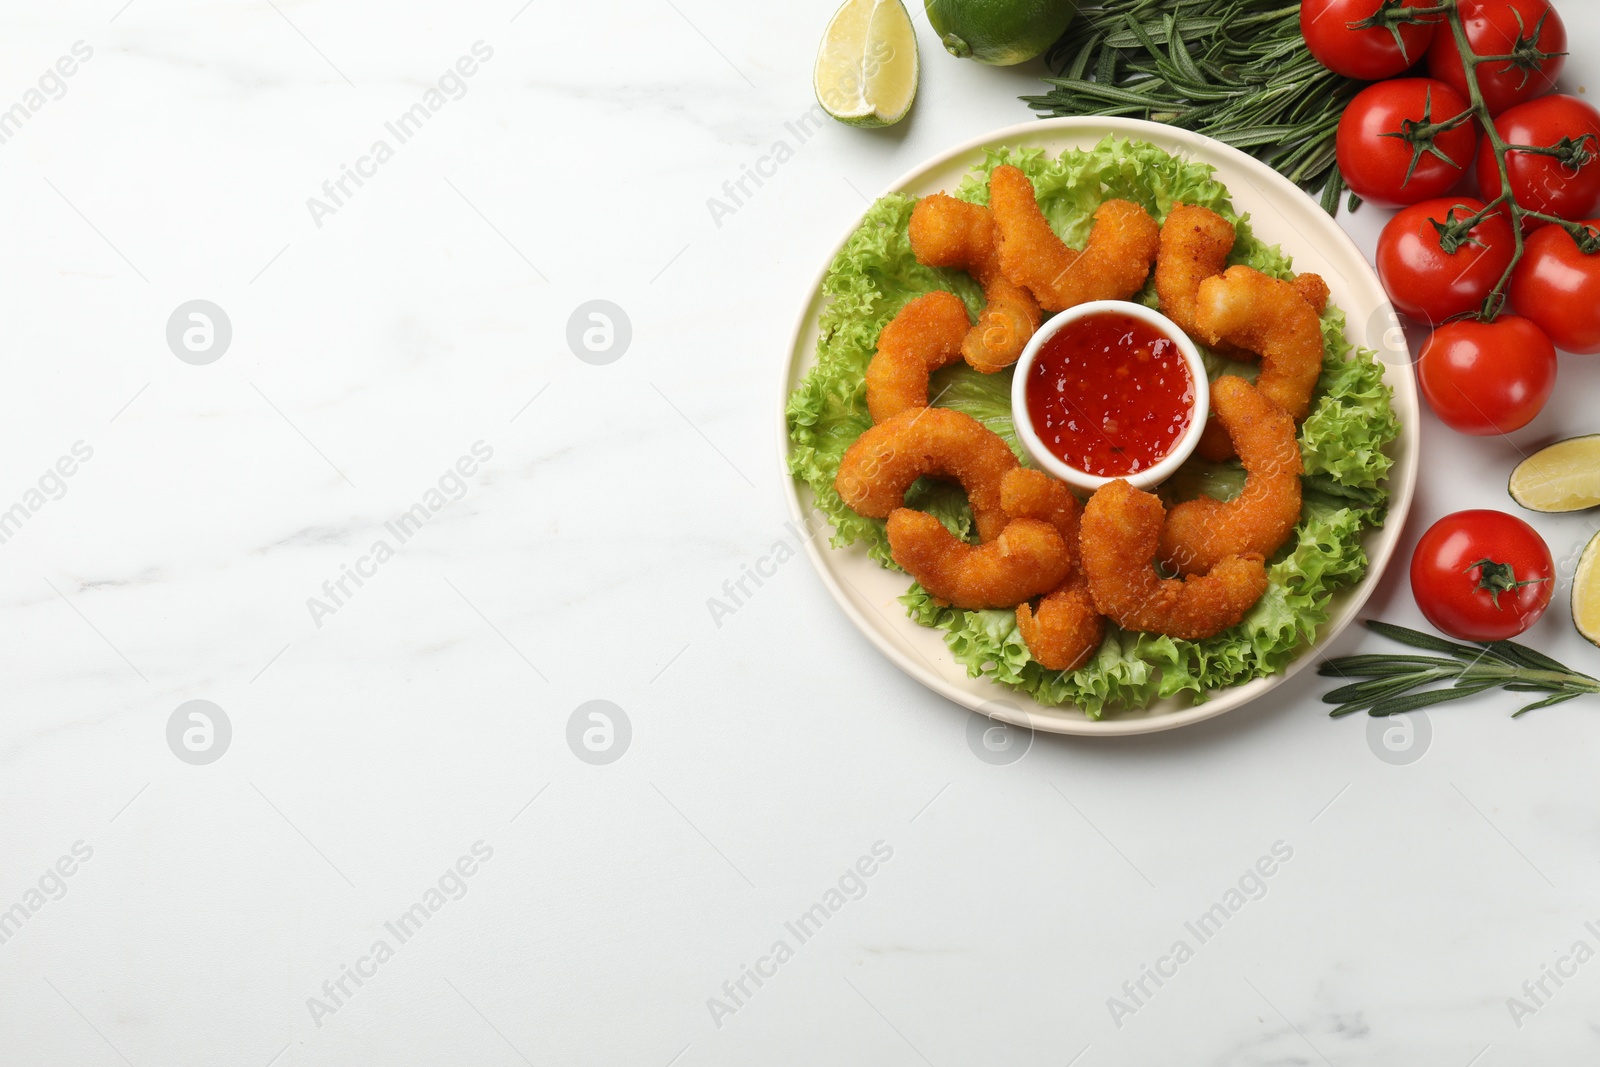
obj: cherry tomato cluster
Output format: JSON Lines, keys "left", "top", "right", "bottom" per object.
{"left": 1304, "top": 0, "right": 1600, "bottom": 441}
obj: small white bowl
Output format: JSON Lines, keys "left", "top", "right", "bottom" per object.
{"left": 1010, "top": 300, "right": 1210, "bottom": 494}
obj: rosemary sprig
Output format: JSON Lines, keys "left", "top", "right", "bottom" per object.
{"left": 1320, "top": 621, "right": 1600, "bottom": 718}
{"left": 1022, "top": 0, "right": 1363, "bottom": 214}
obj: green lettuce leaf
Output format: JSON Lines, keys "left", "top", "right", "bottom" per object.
{"left": 785, "top": 194, "right": 980, "bottom": 565}
{"left": 1301, "top": 306, "right": 1401, "bottom": 493}
{"left": 788, "top": 135, "right": 1402, "bottom": 717}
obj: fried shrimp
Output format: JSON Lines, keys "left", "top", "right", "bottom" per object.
{"left": 908, "top": 194, "right": 1042, "bottom": 373}
{"left": 1080, "top": 479, "right": 1268, "bottom": 640}
{"left": 1017, "top": 578, "right": 1104, "bottom": 670}
{"left": 864, "top": 291, "right": 971, "bottom": 423}
{"left": 887, "top": 510, "right": 1071, "bottom": 609}
{"left": 1195, "top": 265, "right": 1327, "bottom": 422}
{"left": 1193, "top": 265, "right": 1328, "bottom": 461}
{"left": 1000, "top": 468, "right": 1081, "bottom": 541}
{"left": 1292, "top": 273, "right": 1330, "bottom": 315}
{"left": 1159, "top": 377, "right": 1303, "bottom": 576}
{"left": 834, "top": 407, "right": 1019, "bottom": 542}
{"left": 1155, "top": 203, "right": 1236, "bottom": 341}
{"left": 988, "top": 165, "right": 1160, "bottom": 313}
{"left": 1002, "top": 469, "right": 1105, "bottom": 671}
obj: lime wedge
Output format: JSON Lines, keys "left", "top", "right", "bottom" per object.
{"left": 1573, "top": 532, "right": 1600, "bottom": 648}
{"left": 1508, "top": 435, "right": 1600, "bottom": 513}
{"left": 815, "top": 0, "right": 919, "bottom": 128}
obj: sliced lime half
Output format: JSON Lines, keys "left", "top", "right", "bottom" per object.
{"left": 815, "top": 0, "right": 919, "bottom": 128}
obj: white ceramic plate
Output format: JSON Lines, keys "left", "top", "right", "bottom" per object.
{"left": 778, "top": 117, "right": 1420, "bottom": 736}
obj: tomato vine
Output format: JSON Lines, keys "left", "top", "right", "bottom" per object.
{"left": 1365, "top": 0, "right": 1599, "bottom": 320}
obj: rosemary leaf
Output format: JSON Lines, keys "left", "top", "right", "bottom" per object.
{"left": 1029, "top": 0, "right": 1360, "bottom": 211}
{"left": 1491, "top": 639, "right": 1589, "bottom": 677}
{"left": 1514, "top": 693, "right": 1581, "bottom": 717}
{"left": 1322, "top": 672, "right": 1450, "bottom": 705}
{"left": 1324, "top": 622, "right": 1600, "bottom": 719}
{"left": 1369, "top": 683, "right": 1498, "bottom": 717}
{"left": 1364, "top": 621, "right": 1484, "bottom": 658}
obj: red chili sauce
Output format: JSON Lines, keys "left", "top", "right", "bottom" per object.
{"left": 1025, "top": 311, "right": 1196, "bottom": 477}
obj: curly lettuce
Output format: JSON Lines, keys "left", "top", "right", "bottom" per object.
{"left": 786, "top": 135, "right": 1401, "bottom": 717}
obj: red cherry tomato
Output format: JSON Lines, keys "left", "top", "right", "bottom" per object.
{"left": 1301, "top": 0, "right": 1438, "bottom": 80}
{"left": 1337, "top": 79, "right": 1477, "bottom": 208}
{"left": 1509, "top": 220, "right": 1600, "bottom": 354}
{"left": 1410, "top": 510, "right": 1553, "bottom": 641}
{"left": 1376, "top": 197, "right": 1515, "bottom": 324}
{"left": 1477, "top": 95, "right": 1600, "bottom": 226}
{"left": 1417, "top": 316, "right": 1556, "bottom": 435}
{"left": 1427, "top": 0, "right": 1566, "bottom": 116}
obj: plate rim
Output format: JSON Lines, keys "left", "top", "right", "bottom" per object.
{"left": 775, "top": 115, "right": 1421, "bottom": 737}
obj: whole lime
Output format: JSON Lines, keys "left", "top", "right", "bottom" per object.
{"left": 925, "top": 0, "right": 1077, "bottom": 66}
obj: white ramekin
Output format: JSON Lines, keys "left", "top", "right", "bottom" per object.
{"left": 1009, "top": 300, "right": 1210, "bottom": 494}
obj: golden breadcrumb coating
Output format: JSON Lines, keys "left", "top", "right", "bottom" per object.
{"left": 1080, "top": 479, "right": 1268, "bottom": 640}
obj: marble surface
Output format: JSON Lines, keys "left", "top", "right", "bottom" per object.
{"left": 4, "top": 1, "right": 1600, "bottom": 1064}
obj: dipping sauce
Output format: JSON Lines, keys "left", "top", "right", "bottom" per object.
{"left": 1024, "top": 311, "right": 1196, "bottom": 477}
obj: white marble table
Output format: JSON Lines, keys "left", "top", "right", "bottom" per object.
{"left": 4, "top": 1, "right": 1600, "bottom": 1063}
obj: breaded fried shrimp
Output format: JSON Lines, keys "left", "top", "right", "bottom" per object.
{"left": 989, "top": 165, "right": 1160, "bottom": 313}
{"left": 1017, "top": 576, "right": 1104, "bottom": 671}
{"left": 864, "top": 291, "right": 970, "bottom": 423}
{"left": 909, "top": 193, "right": 997, "bottom": 266}
{"left": 1193, "top": 265, "right": 1328, "bottom": 461}
{"left": 834, "top": 407, "right": 1019, "bottom": 542}
{"left": 1159, "top": 377, "right": 1303, "bottom": 576}
{"left": 1080, "top": 480, "right": 1268, "bottom": 640}
{"left": 1000, "top": 468, "right": 1105, "bottom": 671}
{"left": 965, "top": 275, "right": 1043, "bottom": 374}
{"left": 887, "top": 510, "right": 1071, "bottom": 609}
{"left": 1156, "top": 203, "right": 1236, "bottom": 341}
{"left": 1000, "top": 468, "right": 1082, "bottom": 543}
{"left": 908, "top": 194, "right": 1042, "bottom": 372}
{"left": 1292, "top": 272, "right": 1330, "bottom": 315}
{"left": 1195, "top": 265, "right": 1327, "bottom": 422}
